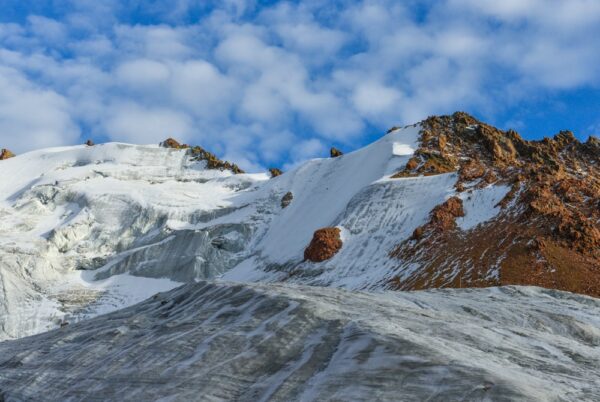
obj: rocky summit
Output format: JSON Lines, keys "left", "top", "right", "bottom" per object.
{"left": 0, "top": 113, "right": 598, "bottom": 401}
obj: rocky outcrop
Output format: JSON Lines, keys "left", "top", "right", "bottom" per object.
{"left": 269, "top": 168, "right": 283, "bottom": 178}
{"left": 0, "top": 148, "right": 15, "bottom": 160}
{"left": 410, "top": 196, "right": 464, "bottom": 241}
{"left": 304, "top": 227, "right": 342, "bottom": 262}
{"left": 85, "top": 139, "right": 95, "bottom": 146}
{"left": 160, "top": 138, "right": 187, "bottom": 149}
{"left": 330, "top": 147, "right": 343, "bottom": 158}
{"left": 188, "top": 146, "right": 244, "bottom": 174}
{"left": 159, "top": 138, "right": 244, "bottom": 174}
{"left": 281, "top": 192, "right": 293, "bottom": 208}
{"left": 389, "top": 112, "right": 600, "bottom": 297}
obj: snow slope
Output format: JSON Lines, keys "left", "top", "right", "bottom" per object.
{"left": 0, "top": 281, "right": 598, "bottom": 401}
{"left": 0, "top": 126, "right": 514, "bottom": 339}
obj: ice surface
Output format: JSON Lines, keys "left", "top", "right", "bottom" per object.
{"left": 0, "top": 282, "right": 598, "bottom": 401}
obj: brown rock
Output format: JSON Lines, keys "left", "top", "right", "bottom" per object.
{"left": 330, "top": 147, "right": 343, "bottom": 158}
{"left": 430, "top": 196, "right": 465, "bottom": 231}
{"left": 0, "top": 149, "right": 15, "bottom": 160}
{"left": 269, "top": 168, "right": 283, "bottom": 178}
{"left": 160, "top": 138, "right": 183, "bottom": 149}
{"left": 188, "top": 145, "right": 245, "bottom": 174}
{"left": 304, "top": 227, "right": 343, "bottom": 262}
{"left": 459, "top": 159, "right": 485, "bottom": 181}
{"left": 411, "top": 226, "right": 425, "bottom": 240}
{"left": 405, "top": 157, "right": 419, "bottom": 170}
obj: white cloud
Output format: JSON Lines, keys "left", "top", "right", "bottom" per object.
{"left": 27, "top": 16, "right": 67, "bottom": 45}
{"left": 0, "top": 66, "right": 80, "bottom": 153}
{"left": 116, "top": 59, "right": 170, "bottom": 89}
{"left": 105, "top": 103, "right": 193, "bottom": 145}
{"left": 352, "top": 82, "right": 402, "bottom": 120}
{"left": 170, "top": 60, "right": 237, "bottom": 119}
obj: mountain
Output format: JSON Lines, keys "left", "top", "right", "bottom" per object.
{"left": 0, "top": 113, "right": 598, "bottom": 341}
{"left": 0, "top": 112, "right": 598, "bottom": 400}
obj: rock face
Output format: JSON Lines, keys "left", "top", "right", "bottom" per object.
{"left": 304, "top": 227, "right": 342, "bottom": 262}
{"left": 269, "top": 168, "right": 283, "bottom": 178}
{"left": 160, "top": 138, "right": 185, "bottom": 149}
{"left": 159, "top": 138, "right": 244, "bottom": 174}
{"left": 280, "top": 191, "right": 293, "bottom": 208}
{"left": 389, "top": 112, "right": 600, "bottom": 296}
{"left": 416, "top": 196, "right": 465, "bottom": 234}
{"left": 0, "top": 148, "right": 15, "bottom": 160}
{"left": 188, "top": 146, "right": 244, "bottom": 174}
{"left": 330, "top": 147, "right": 343, "bottom": 158}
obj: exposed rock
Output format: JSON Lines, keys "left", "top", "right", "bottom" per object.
{"left": 269, "top": 168, "right": 283, "bottom": 178}
{"left": 411, "top": 197, "right": 465, "bottom": 239}
{"left": 281, "top": 192, "right": 293, "bottom": 208}
{"left": 160, "top": 138, "right": 185, "bottom": 149}
{"left": 411, "top": 226, "right": 424, "bottom": 240}
{"left": 0, "top": 148, "right": 15, "bottom": 160}
{"left": 389, "top": 112, "right": 600, "bottom": 297}
{"left": 85, "top": 139, "right": 95, "bottom": 146}
{"left": 405, "top": 157, "right": 419, "bottom": 170}
{"left": 459, "top": 159, "right": 485, "bottom": 182}
{"left": 304, "top": 227, "right": 342, "bottom": 262}
{"left": 330, "top": 147, "right": 343, "bottom": 158}
{"left": 188, "top": 146, "right": 244, "bottom": 174}
{"left": 430, "top": 197, "right": 465, "bottom": 230}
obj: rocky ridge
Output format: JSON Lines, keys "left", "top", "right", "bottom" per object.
{"left": 389, "top": 112, "right": 600, "bottom": 296}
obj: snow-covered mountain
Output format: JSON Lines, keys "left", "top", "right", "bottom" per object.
{"left": 0, "top": 123, "right": 443, "bottom": 339}
{"left": 0, "top": 113, "right": 598, "bottom": 341}
{"left": 0, "top": 112, "right": 598, "bottom": 400}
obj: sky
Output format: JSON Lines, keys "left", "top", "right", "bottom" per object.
{"left": 0, "top": 0, "right": 599, "bottom": 171}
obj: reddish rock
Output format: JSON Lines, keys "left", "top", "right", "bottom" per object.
{"left": 269, "top": 168, "right": 283, "bottom": 178}
{"left": 430, "top": 196, "right": 465, "bottom": 231}
{"left": 160, "top": 138, "right": 183, "bottom": 149}
{"left": 304, "top": 227, "right": 343, "bottom": 262}
{"left": 0, "top": 149, "right": 15, "bottom": 160}
{"left": 459, "top": 159, "right": 485, "bottom": 181}
{"left": 405, "top": 157, "right": 419, "bottom": 170}
{"left": 330, "top": 147, "right": 343, "bottom": 158}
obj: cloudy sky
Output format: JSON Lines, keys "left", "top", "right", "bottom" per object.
{"left": 1, "top": 0, "right": 599, "bottom": 170}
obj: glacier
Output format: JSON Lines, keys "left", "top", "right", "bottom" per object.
{"left": 0, "top": 282, "right": 598, "bottom": 401}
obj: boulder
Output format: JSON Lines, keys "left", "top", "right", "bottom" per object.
{"left": 0, "top": 148, "right": 15, "bottom": 160}
{"left": 304, "top": 227, "right": 343, "bottom": 262}
{"left": 269, "top": 168, "right": 283, "bottom": 178}
{"left": 160, "top": 138, "right": 183, "bottom": 149}
{"left": 330, "top": 147, "right": 343, "bottom": 158}
{"left": 281, "top": 192, "right": 293, "bottom": 208}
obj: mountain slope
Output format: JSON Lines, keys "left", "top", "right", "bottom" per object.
{"left": 1, "top": 282, "right": 599, "bottom": 401}
{"left": 0, "top": 113, "right": 598, "bottom": 340}
{"left": 387, "top": 113, "right": 600, "bottom": 295}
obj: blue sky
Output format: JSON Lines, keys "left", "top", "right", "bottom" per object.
{"left": 0, "top": 0, "right": 599, "bottom": 170}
